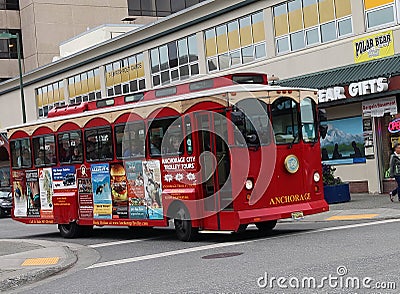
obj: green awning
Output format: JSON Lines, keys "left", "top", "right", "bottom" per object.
{"left": 278, "top": 54, "right": 400, "bottom": 89}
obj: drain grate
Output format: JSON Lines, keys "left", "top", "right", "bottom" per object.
{"left": 202, "top": 252, "right": 243, "bottom": 259}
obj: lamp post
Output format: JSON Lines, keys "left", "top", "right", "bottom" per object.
{"left": 0, "top": 32, "right": 26, "bottom": 123}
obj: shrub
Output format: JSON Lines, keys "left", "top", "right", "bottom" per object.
{"left": 322, "top": 164, "right": 342, "bottom": 186}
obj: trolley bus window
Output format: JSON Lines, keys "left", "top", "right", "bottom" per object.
{"left": 32, "top": 135, "right": 56, "bottom": 167}
{"left": 148, "top": 117, "right": 183, "bottom": 157}
{"left": 232, "top": 99, "right": 270, "bottom": 147}
{"left": 58, "top": 131, "right": 83, "bottom": 164}
{"left": 300, "top": 98, "right": 317, "bottom": 143}
{"left": 115, "top": 122, "right": 145, "bottom": 159}
{"left": 85, "top": 127, "right": 113, "bottom": 161}
{"left": 271, "top": 98, "right": 299, "bottom": 145}
{"left": 10, "top": 139, "right": 31, "bottom": 168}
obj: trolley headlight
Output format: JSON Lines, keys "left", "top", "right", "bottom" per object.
{"left": 245, "top": 179, "right": 253, "bottom": 190}
{"left": 313, "top": 172, "right": 321, "bottom": 182}
{"left": 284, "top": 155, "right": 299, "bottom": 174}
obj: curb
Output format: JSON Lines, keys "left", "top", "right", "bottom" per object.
{"left": 0, "top": 246, "right": 77, "bottom": 292}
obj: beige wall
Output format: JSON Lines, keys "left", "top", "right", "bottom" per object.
{"left": 19, "top": 0, "right": 128, "bottom": 72}
{"left": 0, "top": 10, "right": 21, "bottom": 79}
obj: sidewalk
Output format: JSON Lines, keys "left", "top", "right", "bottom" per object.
{"left": 0, "top": 239, "right": 77, "bottom": 292}
{"left": 297, "top": 193, "right": 400, "bottom": 222}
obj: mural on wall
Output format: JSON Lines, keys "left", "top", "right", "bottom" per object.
{"left": 321, "top": 116, "right": 366, "bottom": 165}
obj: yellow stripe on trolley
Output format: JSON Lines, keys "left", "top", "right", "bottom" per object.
{"left": 21, "top": 257, "right": 60, "bottom": 266}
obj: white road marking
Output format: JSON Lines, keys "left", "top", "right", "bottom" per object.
{"left": 86, "top": 240, "right": 252, "bottom": 269}
{"left": 88, "top": 237, "right": 162, "bottom": 248}
{"left": 86, "top": 218, "right": 400, "bottom": 269}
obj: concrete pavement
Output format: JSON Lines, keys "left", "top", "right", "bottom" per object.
{"left": 0, "top": 239, "right": 77, "bottom": 292}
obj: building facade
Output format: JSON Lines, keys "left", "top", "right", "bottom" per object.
{"left": 1, "top": 0, "right": 400, "bottom": 193}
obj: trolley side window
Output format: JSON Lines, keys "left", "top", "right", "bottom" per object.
{"left": 232, "top": 99, "right": 271, "bottom": 146}
{"left": 58, "top": 131, "right": 83, "bottom": 164}
{"left": 10, "top": 138, "right": 32, "bottom": 168}
{"left": 115, "top": 122, "right": 145, "bottom": 159}
{"left": 148, "top": 117, "right": 183, "bottom": 157}
{"left": 32, "top": 135, "right": 57, "bottom": 167}
{"left": 300, "top": 97, "right": 317, "bottom": 143}
{"left": 271, "top": 97, "right": 299, "bottom": 145}
{"left": 85, "top": 127, "right": 113, "bottom": 162}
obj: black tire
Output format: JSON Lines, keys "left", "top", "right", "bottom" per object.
{"left": 255, "top": 220, "right": 277, "bottom": 233}
{"left": 58, "top": 222, "right": 81, "bottom": 238}
{"left": 174, "top": 207, "right": 198, "bottom": 242}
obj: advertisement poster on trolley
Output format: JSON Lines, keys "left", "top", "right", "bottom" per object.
{"left": 26, "top": 170, "right": 40, "bottom": 217}
{"left": 38, "top": 168, "right": 54, "bottom": 218}
{"left": 52, "top": 166, "right": 76, "bottom": 190}
{"left": 125, "top": 160, "right": 146, "bottom": 219}
{"left": 110, "top": 163, "right": 128, "bottom": 219}
{"left": 91, "top": 163, "right": 112, "bottom": 219}
{"left": 142, "top": 160, "right": 163, "bottom": 219}
{"left": 77, "top": 165, "right": 93, "bottom": 219}
{"left": 12, "top": 170, "right": 27, "bottom": 217}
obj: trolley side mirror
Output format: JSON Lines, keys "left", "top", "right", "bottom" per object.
{"left": 318, "top": 109, "right": 327, "bottom": 122}
{"left": 319, "top": 125, "right": 328, "bottom": 139}
{"left": 318, "top": 109, "right": 328, "bottom": 139}
{"left": 231, "top": 111, "right": 244, "bottom": 126}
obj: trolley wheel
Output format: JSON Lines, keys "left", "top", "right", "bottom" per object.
{"left": 255, "top": 220, "right": 277, "bottom": 233}
{"left": 58, "top": 222, "right": 81, "bottom": 238}
{"left": 174, "top": 207, "right": 198, "bottom": 242}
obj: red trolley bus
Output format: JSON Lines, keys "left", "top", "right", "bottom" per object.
{"left": 9, "top": 73, "right": 328, "bottom": 241}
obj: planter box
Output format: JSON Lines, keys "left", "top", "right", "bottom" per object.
{"left": 323, "top": 183, "right": 351, "bottom": 204}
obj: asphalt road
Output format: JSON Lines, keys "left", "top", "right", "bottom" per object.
{"left": 1, "top": 217, "right": 399, "bottom": 293}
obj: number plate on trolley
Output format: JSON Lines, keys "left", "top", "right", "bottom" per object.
{"left": 291, "top": 211, "right": 304, "bottom": 220}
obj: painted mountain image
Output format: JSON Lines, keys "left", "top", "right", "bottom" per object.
{"left": 320, "top": 116, "right": 364, "bottom": 161}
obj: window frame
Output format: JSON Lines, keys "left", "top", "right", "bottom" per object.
{"left": 147, "top": 116, "right": 184, "bottom": 157}
{"left": 84, "top": 126, "right": 114, "bottom": 162}
{"left": 32, "top": 134, "right": 57, "bottom": 167}
{"left": 57, "top": 130, "right": 83, "bottom": 165}
{"left": 270, "top": 97, "right": 300, "bottom": 145}
{"left": 204, "top": 11, "right": 267, "bottom": 72}
{"left": 365, "top": 3, "right": 397, "bottom": 30}
{"left": 114, "top": 121, "right": 146, "bottom": 160}
{"left": 10, "top": 138, "right": 32, "bottom": 169}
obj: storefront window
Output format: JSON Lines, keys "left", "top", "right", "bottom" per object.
{"left": 320, "top": 116, "right": 365, "bottom": 164}
{"left": 105, "top": 53, "right": 145, "bottom": 96}
{"left": 68, "top": 68, "right": 101, "bottom": 105}
{"left": 205, "top": 11, "right": 266, "bottom": 72}
{"left": 36, "top": 81, "right": 65, "bottom": 118}
{"left": 151, "top": 35, "right": 198, "bottom": 86}
{"left": 273, "top": 0, "right": 352, "bottom": 53}
{"left": 364, "top": 1, "right": 396, "bottom": 29}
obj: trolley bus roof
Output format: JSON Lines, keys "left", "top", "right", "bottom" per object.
{"left": 8, "top": 83, "right": 317, "bottom": 132}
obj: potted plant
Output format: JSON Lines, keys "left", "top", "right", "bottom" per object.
{"left": 322, "top": 164, "right": 351, "bottom": 204}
